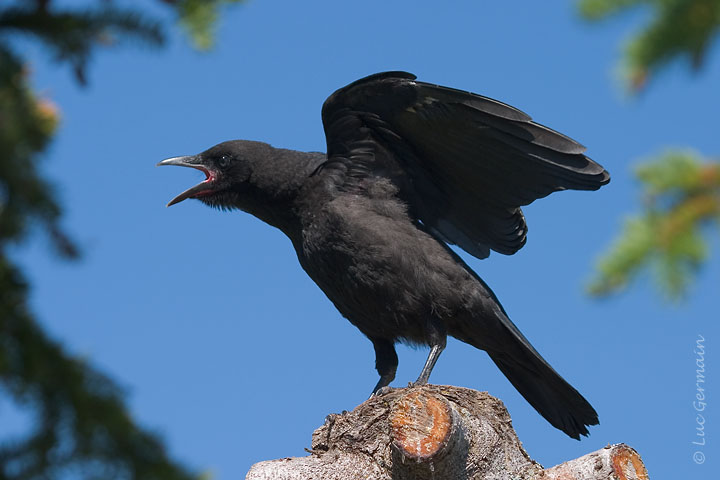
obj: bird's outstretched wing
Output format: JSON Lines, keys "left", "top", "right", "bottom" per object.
{"left": 320, "top": 71, "right": 610, "bottom": 259}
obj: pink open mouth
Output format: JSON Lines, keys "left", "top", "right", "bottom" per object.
{"left": 157, "top": 156, "right": 219, "bottom": 206}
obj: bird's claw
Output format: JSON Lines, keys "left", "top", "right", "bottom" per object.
{"left": 371, "top": 386, "right": 395, "bottom": 397}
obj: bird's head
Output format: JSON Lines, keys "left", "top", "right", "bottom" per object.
{"left": 158, "top": 140, "right": 272, "bottom": 210}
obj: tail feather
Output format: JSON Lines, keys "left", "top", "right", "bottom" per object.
{"left": 489, "top": 350, "right": 598, "bottom": 439}
{"left": 454, "top": 294, "right": 599, "bottom": 438}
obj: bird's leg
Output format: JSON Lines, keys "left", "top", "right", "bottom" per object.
{"left": 370, "top": 337, "right": 398, "bottom": 395}
{"left": 413, "top": 327, "right": 447, "bottom": 386}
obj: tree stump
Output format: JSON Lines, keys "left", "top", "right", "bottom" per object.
{"left": 246, "top": 385, "right": 648, "bottom": 480}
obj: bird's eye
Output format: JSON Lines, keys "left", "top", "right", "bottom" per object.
{"left": 217, "top": 155, "right": 230, "bottom": 169}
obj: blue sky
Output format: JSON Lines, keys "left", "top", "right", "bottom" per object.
{"left": 7, "top": 1, "right": 718, "bottom": 479}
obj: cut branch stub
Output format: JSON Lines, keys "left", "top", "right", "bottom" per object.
{"left": 542, "top": 444, "right": 649, "bottom": 480}
{"left": 390, "top": 390, "right": 456, "bottom": 461}
{"left": 612, "top": 445, "right": 650, "bottom": 480}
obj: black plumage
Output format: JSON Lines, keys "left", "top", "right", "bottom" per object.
{"left": 158, "top": 72, "right": 609, "bottom": 439}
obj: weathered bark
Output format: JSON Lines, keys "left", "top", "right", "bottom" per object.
{"left": 542, "top": 444, "right": 649, "bottom": 480}
{"left": 246, "top": 385, "right": 648, "bottom": 480}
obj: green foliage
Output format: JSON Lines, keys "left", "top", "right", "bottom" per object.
{"left": 0, "top": 46, "right": 73, "bottom": 257}
{"left": 588, "top": 151, "right": 720, "bottom": 299}
{"left": 173, "top": 0, "right": 246, "bottom": 50}
{"left": 0, "top": 1, "right": 241, "bottom": 479}
{"left": 578, "top": 0, "right": 720, "bottom": 90}
{"left": 0, "top": 4, "right": 164, "bottom": 85}
{"left": 0, "top": 259, "right": 198, "bottom": 480}
{"left": 579, "top": 0, "right": 720, "bottom": 301}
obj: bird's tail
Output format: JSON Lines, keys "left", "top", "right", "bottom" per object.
{"left": 487, "top": 347, "right": 598, "bottom": 439}
{"left": 458, "top": 306, "right": 598, "bottom": 439}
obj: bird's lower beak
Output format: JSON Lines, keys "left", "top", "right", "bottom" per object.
{"left": 157, "top": 155, "right": 216, "bottom": 207}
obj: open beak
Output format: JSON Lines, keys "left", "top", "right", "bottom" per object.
{"left": 157, "top": 155, "right": 217, "bottom": 207}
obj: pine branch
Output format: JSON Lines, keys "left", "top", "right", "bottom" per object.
{"left": 0, "top": 258, "right": 199, "bottom": 480}
{"left": 0, "top": 5, "right": 164, "bottom": 85}
{"left": 588, "top": 151, "right": 720, "bottom": 300}
{"left": 578, "top": 0, "right": 720, "bottom": 90}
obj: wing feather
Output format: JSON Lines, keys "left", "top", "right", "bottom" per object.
{"left": 320, "top": 72, "right": 610, "bottom": 258}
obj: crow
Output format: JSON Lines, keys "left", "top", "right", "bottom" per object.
{"left": 158, "top": 71, "right": 608, "bottom": 439}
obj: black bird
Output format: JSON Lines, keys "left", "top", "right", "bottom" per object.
{"left": 158, "top": 72, "right": 608, "bottom": 439}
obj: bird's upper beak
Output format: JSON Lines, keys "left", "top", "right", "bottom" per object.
{"left": 157, "top": 155, "right": 217, "bottom": 207}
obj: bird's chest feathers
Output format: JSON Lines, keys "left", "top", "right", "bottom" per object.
{"left": 300, "top": 194, "right": 404, "bottom": 281}
{"left": 299, "top": 193, "right": 411, "bottom": 267}
{"left": 295, "top": 193, "right": 457, "bottom": 331}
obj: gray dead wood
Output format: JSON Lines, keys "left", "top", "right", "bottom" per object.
{"left": 245, "top": 385, "right": 648, "bottom": 480}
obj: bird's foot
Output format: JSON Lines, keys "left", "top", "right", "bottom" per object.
{"left": 371, "top": 386, "right": 396, "bottom": 397}
{"left": 408, "top": 379, "right": 430, "bottom": 389}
